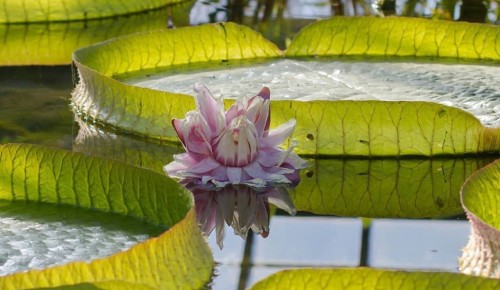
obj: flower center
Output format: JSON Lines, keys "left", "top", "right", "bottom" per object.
{"left": 213, "top": 116, "right": 258, "bottom": 167}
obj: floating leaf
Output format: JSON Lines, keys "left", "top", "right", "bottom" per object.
{"left": 249, "top": 268, "right": 500, "bottom": 290}
{"left": 459, "top": 159, "right": 500, "bottom": 278}
{"left": 271, "top": 100, "right": 499, "bottom": 156}
{"left": 292, "top": 158, "right": 493, "bottom": 218}
{"left": 0, "top": 3, "right": 192, "bottom": 65}
{"left": 0, "top": 144, "right": 214, "bottom": 289}
{"left": 72, "top": 22, "right": 500, "bottom": 156}
{"left": 0, "top": 0, "right": 186, "bottom": 23}
{"left": 72, "top": 22, "right": 281, "bottom": 139}
{"left": 286, "top": 17, "right": 500, "bottom": 61}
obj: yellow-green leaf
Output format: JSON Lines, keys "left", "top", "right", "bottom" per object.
{"left": 271, "top": 100, "right": 499, "bottom": 156}
{"left": 459, "top": 159, "right": 500, "bottom": 278}
{"left": 0, "top": 144, "right": 214, "bottom": 289}
{"left": 461, "top": 159, "right": 500, "bottom": 229}
{"left": 249, "top": 268, "right": 500, "bottom": 290}
{"left": 72, "top": 22, "right": 282, "bottom": 139}
{"left": 0, "top": 3, "right": 192, "bottom": 65}
{"left": 286, "top": 17, "right": 500, "bottom": 61}
{"left": 0, "top": 0, "right": 184, "bottom": 23}
{"left": 292, "top": 158, "right": 493, "bottom": 218}
{"left": 72, "top": 22, "right": 500, "bottom": 156}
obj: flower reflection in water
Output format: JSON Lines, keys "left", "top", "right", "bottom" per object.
{"left": 188, "top": 183, "right": 297, "bottom": 249}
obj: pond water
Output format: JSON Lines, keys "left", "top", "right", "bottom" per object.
{"left": 0, "top": 1, "right": 499, "bottom": 289}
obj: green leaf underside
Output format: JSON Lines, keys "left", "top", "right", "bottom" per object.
{"left": 0, "top": 0, "right": 184, "bottom": 23}
{"left": 293, "top": 158, "right": 494, "bottom": 218}
{"left": 0, "top": 144, "right": 214, "bottom": 289}
{"left": 0, "top": 3, "right": 192, "bottom": 65}
{"left": 286, "top": 17, "right": 500, "bottom": 61}
{"left": 72, "top": 22, "right": 500, "bottom": 156}
{"left": 249, "top": 268, "right": 500, "bottom": 290}
{"left": 461, "top": 159, "right": 500, "bottom": 229}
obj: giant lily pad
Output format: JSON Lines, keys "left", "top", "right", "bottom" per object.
{"left": 0, "top": 0, "right": 185, "bottom": 23}
{"left": 72, "top": 20, "right": 500, "bottom": 156}
{"left": 0, "top": 143, "right": 214, "bottom": 289}
{"left": 286, "top": 17, "right": 500, "bottom": 60}
{"left": 249, "top": 268, "right": 500, "bottom": 289}
{"left": 459, "top": 159, "right": 500, "bottom": 278}
{"left": 293, "top": 157, "right": 494, "bottom": 218}
{"left": 0, "top": 2, "right": 192, "bottom": 65}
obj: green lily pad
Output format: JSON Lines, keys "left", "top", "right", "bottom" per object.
{"left": 293, "top": 157, "right": 494, "bottom": 218}
{"left": 459, "top": 159, "right": 500, "bottom": 278}
{"left": 72, "top": 21, "right": 500, "bottom": 156}
{"left": 461, "top": 160, "right": 499, "bottom": 228}
{"left": 0, "top": 143, "right": 214, "bottom": 289}
{"left": 0, "top": 3, "right": 192, "bottom": 65}
{"left": 249, "top": 268, "right": 500, "bottom": 290}
{"left": 286, "top": 17, "right": 500, "bottom": 61}
{"left": 0, "top": 0, "right": 187, "bottom": 23}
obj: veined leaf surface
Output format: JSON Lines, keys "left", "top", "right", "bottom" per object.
{"left": 293, "top": 158, "right": 493, "bottom": 218}
{"left": 72, "top": 21, "right": 500, "bottom": 156}
{"left": 249, "top": 268, "right": 500, "bottom": 290}
{"left": 286, "top": 17, "right": 500, "bottom": 61}
{"left": 0, "top": 0, "right": 184, "bottom": 23}
{"left": 0, "top": 143, "right": 214, "bottom": 289}
{"left": 459, "top": 159, "right": 500, "bottom": 278}
{"left": 72, "top": 22, "right": 282, "bottom": 140}
{"left": 0, "top": 3, "right": 192, "bottom": 65}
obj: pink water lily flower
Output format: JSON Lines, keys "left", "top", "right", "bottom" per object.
{"left": 164, "top": 83, "right": 307, "bottom": 187}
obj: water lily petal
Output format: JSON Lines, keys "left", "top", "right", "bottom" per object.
{"left": 172, "top": 118, "right": 186, "bottom": 146}
{"left": 256, "top": 147, "right": 286, "bottom": 168}
{"left": 261, "top": 119, "right": 296, "bottom": 148}
{"left": 233, "top": 192, "right": 256, "bottom": 237}
{"left": 194, "top": 82, "right": 226, "bottom": 135}
{"left": 282, "top": 150, "right": 310, "bottom": 169}
{"left": 245, "top": 95, "right": 270, "bottom": 137}
{"left": 227, "top": 167, "right": 243, "bottom": 183}
{"left": 255, "top": 86, "right": 271, "bottom": 133}
{"left": 263, "top": 187, "right": 297, "bottom": 215}
{"left": 214, "top": 116, "right": 258, "bottom": 167}
{"left": 217, "top": 187, "right": 236, "bottom": 225}
{"left": 256, "top": 86, "right": 270, "bottom": 100}
{"left": 197, "top": 193, "right": 217, "bottom": 235}
{"left": 164, "top": 154, "right": 221, "bottom": 180}
{"left": 186, "top": 156, "right": 221, "bottom": 174}
{"left": 225, "top": 97, "right": 246, "bottom": 125}
{"left": 250, "top": 198, "right": 270, "bottom": 237}
{"left": 243, "top": 162, "right": 294, "bottom": 185}
{"left": 163, "top": 153, "right": 194, "bottom": 178}
{"left": 215, "top": 207, "right": 226, "bottom": 249}
{"left": 174, "top": 111, "right": 213, "bottom": 155}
